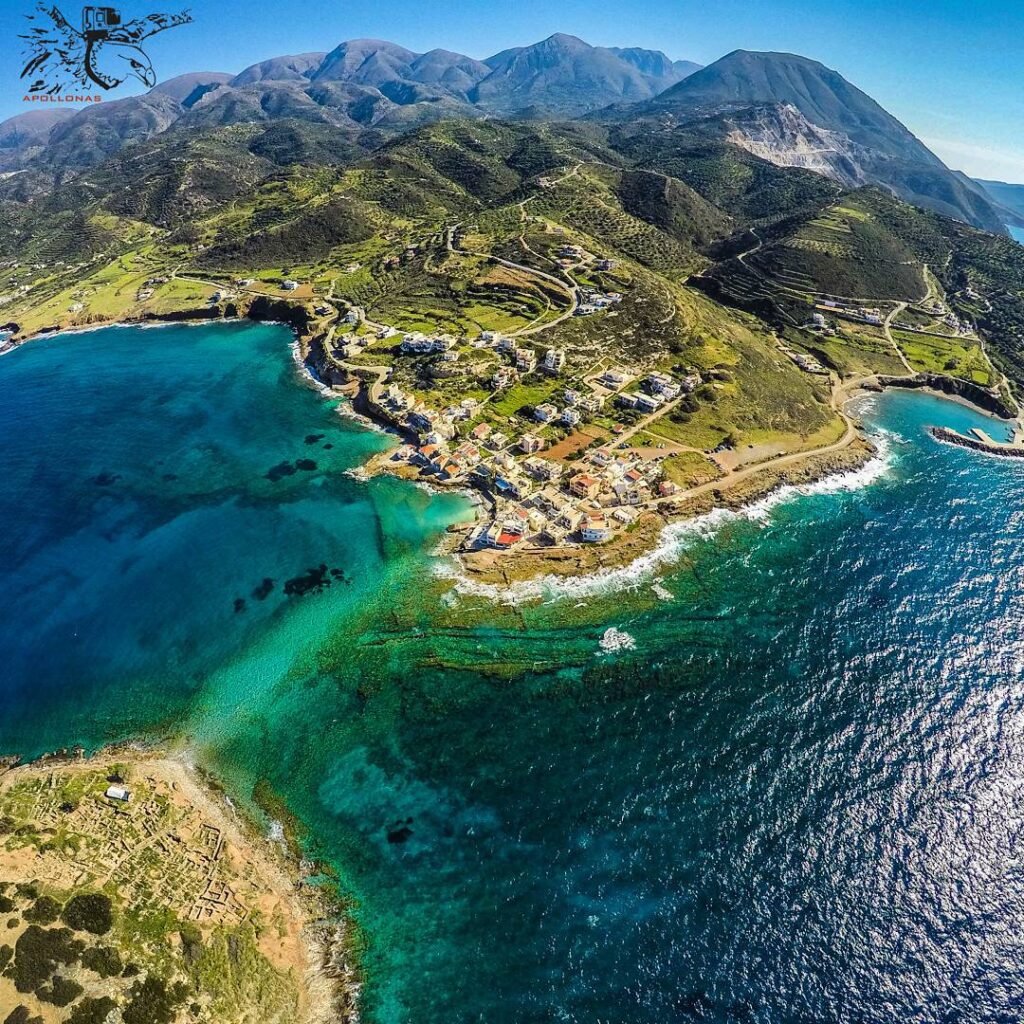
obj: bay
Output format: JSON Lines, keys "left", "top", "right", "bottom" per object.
{"left": 3, "top": 323, "right": 1024, "bottom": 1023}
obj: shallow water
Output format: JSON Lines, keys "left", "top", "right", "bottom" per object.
{"left": 4, "top": 324, "right": 1024, "bottom": 1023}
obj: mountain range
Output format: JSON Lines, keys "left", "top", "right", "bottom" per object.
{"left": 0, "top": 33, "right": 1011, "bottom": 233}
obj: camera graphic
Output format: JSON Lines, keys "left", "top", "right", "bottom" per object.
{"left": 82, "top": 6, "right": 123, "bottom": 40}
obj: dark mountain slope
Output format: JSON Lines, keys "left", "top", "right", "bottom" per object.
{"left": 622, "top": 50, "right": 1005, "bottom": 232}
{"left": 473, "top": 34, "right": 695, "bottom": 115}
{"left": 0, "top": 110, "right": 77, "bottom": 171}
{"left": 975, "top": 179, "right": 1024, "bottom": 227}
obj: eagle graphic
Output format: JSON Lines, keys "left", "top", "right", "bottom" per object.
{"left": 20, "top": 4, "right": 192, "bottom": 94}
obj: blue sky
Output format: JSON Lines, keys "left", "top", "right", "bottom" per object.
{"left": 3, "top": 0, "right": 1022, "bottom": 181}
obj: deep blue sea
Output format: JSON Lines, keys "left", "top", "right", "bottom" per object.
{"left": 5, "top": 323, "right": 1024, "bottom": 1023}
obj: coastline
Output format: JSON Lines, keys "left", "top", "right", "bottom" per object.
{"left": 440, "top": 435, "right": 882, "bottom": 599}
{"left": 10, "top": 314, "right": 1003, "bottom": 595}
{"left": 0, "top": 742, "right": 363, "bottom": 1023}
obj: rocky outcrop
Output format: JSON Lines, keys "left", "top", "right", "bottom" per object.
{"left": 724, "top": 103, "right": 870, "bottom": 188}
{"left": 304, "top": 334, "right": 352, "bottom": 387}
{"left": 874, "top": 373, "right": 1015, "bottom": 419}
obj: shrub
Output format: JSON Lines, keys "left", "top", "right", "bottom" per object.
{"left": 0, "top": 895, "right": 15, "bottom": 913}
{"left": 62, "top": 894, "right": 113, "bottom": 935}
{"left": 179, "top": 924, "right": 203, "bottom": 965}
{"left": 0, "top": 942, "right": 12, "bottom": 969}
{"left": 37, "top": 974, "right": 84, "bottom": 1007}
{"left": 81, "top": 944, "right": 122, "bottom": 978}
{"left": 68, "top": 998, "right": 118, "bottom": 1024}
{"left": 24, "top": 896, "right": 62, "bottom": 925}
{"left": 122, "top": 976, "right": 190, "bottom": 1024}
{"left": 4, "top": 1008, "right": 43, "bottom": 1024}
{"left": 12, "top": 925, "right": 83, "bottom": 993}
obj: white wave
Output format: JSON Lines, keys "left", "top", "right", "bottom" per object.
{"left": 598, "top": 627, "right": 636, "bottom": 654}
{"left": 437, "top": 436, "right": 892, "bottom": 606}
{"left": 651, "top": 580, "right": 674, "bottom": 602}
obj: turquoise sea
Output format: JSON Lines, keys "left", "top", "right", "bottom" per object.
{"left": 4, "top": 322, "right": 1024, "bottom": 1023}
{"left": 1010, "top": 225, "right": 1024, "bottom": 244}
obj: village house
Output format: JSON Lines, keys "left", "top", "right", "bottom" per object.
{"left": 544, "top": 348, "right": 566, "bottom": 373}
{"left": 579, "top": 512, "right": 613, "bottom": 543}
{"left": 407, "top": 407, "right": 455, "bottom": 439}
{"left": 471, "top": 422, "right": 492, "bottom": 442}
{"left": 555, "top": 509, "right": 578, "bottom": 532}
{"left": 600, "top": 368, "right": 629, "bottom": 388}
{"left": 569, "top": 473, "right": 602, "bottom": 500}
{"left": 542, "top": 524, "right": 568, "bottom": 545}
{"left": 578, "top": 393, "right": 606, "bottom": 413}
{"left": 282, "top": 280, "right": 299, "bottom": 291}
{"left": 533, "top": 403, "right": 558, "bottom": 423}
{"left": 523, "top": 456, "right": 562, "bottom": 480}
{"left": 519, "top": 433, "right": 546, "bottom": 454}
{"left": 536, "top": 486, "right": 571, "bottom": 515}
{"left": 454, "top": 442, "right": 482, "bottom": 465}
{"left": 415, "top": 443, "right": 444, "bottom": 468}
{"left": 611, "top": 506, "right": 638, "bottom": 526}
{"left": 401, "top": 332, "right": 452, "bottom": 354}
{"left": 383, "top": 384, "right": 410, "bottom": 409}
{"left": 491, "top": 367, "right": 518, "bottom": 390}
{"left": 515, "top": 349, "right": 537, "bottom": 373}
{"left": 560, "top": 408, "right": 582, "bottom": 427}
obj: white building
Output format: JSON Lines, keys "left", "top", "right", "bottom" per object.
{"left": 515, "top": 349, "right": 537, "bottom": 373}
{"left": 579, "top": 513, "right": 613, "bottom": 543}
{"left": 544, "top": 348, "right": 566, "bottom": 373}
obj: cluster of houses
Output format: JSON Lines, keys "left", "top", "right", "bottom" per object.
{"left": 782, "top": 346, "right": 828, "bottom": 375}
{"left": 615, "top": 370, "right": 698, "bottom": 413}
{"left": 575, "top": 288, "right": 624, "bottom": 317}
{"left": 894, "top": 308, "right": 975, "bottom": 339}
{"left": 819, "top": 300, "right": 884, "bottom": 326}
{"left": 471, "top": 441, "right": 678, "bottom": 549}
{"left": 373, "top": 364, "right": 700, "bottom": 551}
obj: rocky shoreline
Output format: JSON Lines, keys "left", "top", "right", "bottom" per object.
{"left": 2, "top": 292, "right": 321, "bottom": 351}
{"left": 457, "top": 438, "right": 878, "bottom": 585}
{"left": 7, "top": 312, "right": 995, "bottom": 591}
{"left": 869, "top": 372, "right": 1016, "bottom": 419}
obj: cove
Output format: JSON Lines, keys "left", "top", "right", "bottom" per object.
{"left": 4, "top": 322, "right": 1024, "bottom": 1023}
